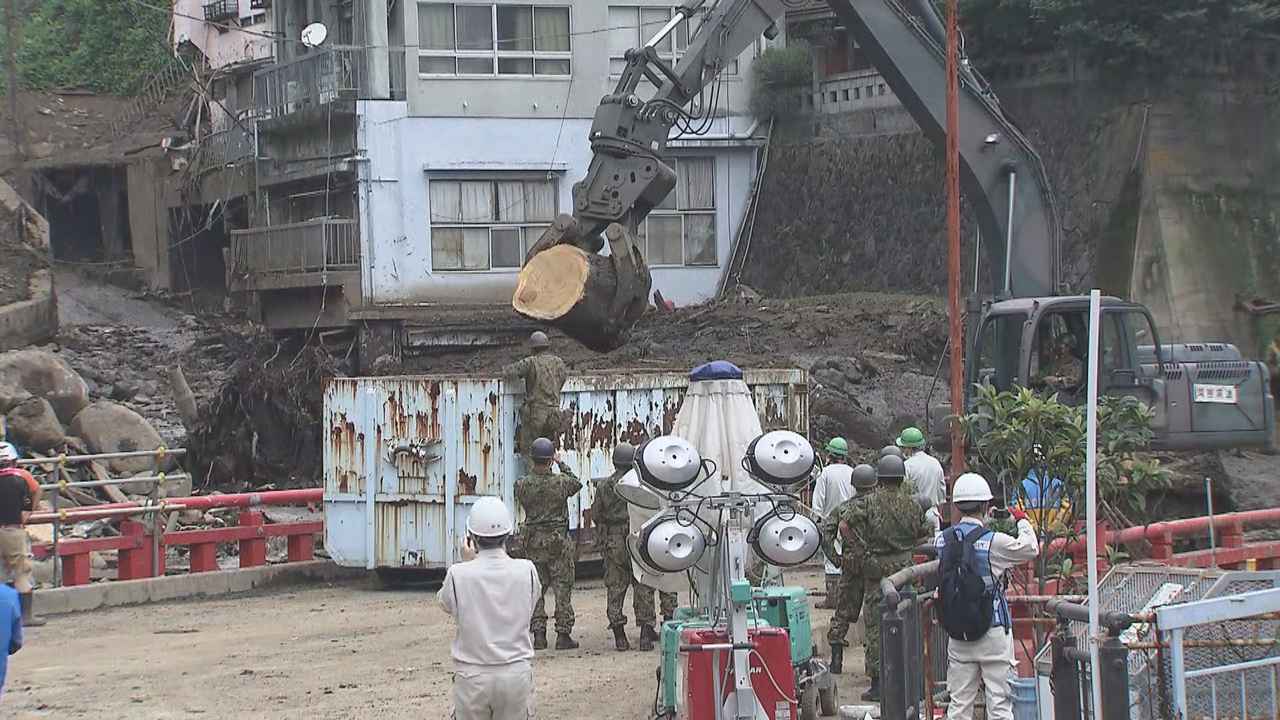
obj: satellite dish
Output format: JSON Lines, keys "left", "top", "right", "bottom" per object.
{"left": 301, "top": 22, "right": 328, "bottom": 48}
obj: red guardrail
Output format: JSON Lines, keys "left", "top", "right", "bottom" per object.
{"left": 1048, "top": 507, "right": 1280, "bottom": 572}
{"left": 31, "top": 489, "right": 323, "bottom": 587}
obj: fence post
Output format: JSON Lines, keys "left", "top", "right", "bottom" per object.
{"left": 1098, "top": 631, "right": 1131, "bottom": 720}
{"left": 189, "top": 541, "right": 219, "bottom": 573}
{"left": 1221, "top": 519, "right": 1245, "bottom": 568}
{"left": 880, "top": 597, "right": 908, "bottom": 720}
{"left": 1051, "top": 620, "right": 1083, "bottom": 720}
{"left": 239, "top": 511, "right": 268, "bottom": 568}
{"left": 118, "top": 519, "right": 159, "bottom": 580}
{"left": 287, "top": 532, "right": 315, "bottom": 563}
{"left": 1147, "top": 524, "right": 1173, "bottom": 561}
{"left": 61, "top": 550, "right": 91, "bottom": 587}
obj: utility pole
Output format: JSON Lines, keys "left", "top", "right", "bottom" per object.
{"left": 945, "top": 0, "right": 965, "bottom": 478}
{"left": 5, "top": 0, "right": 21, "bottom": 161}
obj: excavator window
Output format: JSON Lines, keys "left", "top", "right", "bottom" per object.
{"left": 975, "top": 313, "right": 1025, "bottom": 391}
{"left": 1031, "top": 312, "right": 1087, "bottom": 401}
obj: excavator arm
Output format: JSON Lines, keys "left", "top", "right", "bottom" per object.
{"left": 518, "top": 0, "right": 1062, "bottom": 348}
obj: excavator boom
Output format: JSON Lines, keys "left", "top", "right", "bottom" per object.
{"left": 515, "top": 0, "right": 1061, "bottom": 349}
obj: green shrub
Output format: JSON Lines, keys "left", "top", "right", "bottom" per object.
{"left": 749, "top": 44, "right": 813, "bottom": 120}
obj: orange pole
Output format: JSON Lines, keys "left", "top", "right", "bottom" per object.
{"left": 945, "top": 0, "right": 965, "bottom": 480}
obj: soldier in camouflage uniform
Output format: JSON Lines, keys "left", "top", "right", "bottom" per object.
{"left": 827, "top": 454, "right": 930, "bottom": 702}
{"left": 820, "top": 463, "right": 878, "bottom": 675}
{"left": 504, "top": 332, "right": 568, "bottom": 471}
{"left": 514, "top": 437, "right": 583, "bottom": 651}
{"left": 591, "top": 442, "right": 677, "bottom": 652}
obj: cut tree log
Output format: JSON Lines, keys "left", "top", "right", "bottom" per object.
{"left": 512, "top": 242, "right": 647, "bottom": 352}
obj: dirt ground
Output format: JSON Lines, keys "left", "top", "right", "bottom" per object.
{"left": 4, "top": 568, "right": 865, "bottom": 720}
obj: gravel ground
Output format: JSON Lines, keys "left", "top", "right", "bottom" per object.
{"left": 5, "top": 567, "right": 866, "bottom": 719}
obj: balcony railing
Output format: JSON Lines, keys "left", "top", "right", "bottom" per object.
{"left": 229, "top": 218, "right": 360, "bottom": 277}
{"left": 203, "top": 0, "right": 237, "bottom": 22}
{"left": 252, "top": 47, "right": 407, "bottom": 121}
{"left": 196, "top": 126, "right": 255, "bottom": 168}
{"left": 813, "top": 71, "right": 898, "bottom": 114}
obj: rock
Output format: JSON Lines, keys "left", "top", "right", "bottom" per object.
{"left": 0, "top": 378, "right": 32, "bottom": 415}
{"left": 111, "top": 380, "right": 139, "bottom": 401}
{"left": 0, "top": 349, "right": 90, "bottom": 423}
{"left": 69, "top": 401, "right": 176, "bottom": 486}
{"left": 5, "top": 396, "right": 66, "bottom": 450}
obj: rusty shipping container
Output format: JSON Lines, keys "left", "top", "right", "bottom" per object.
{"left": 323, "top": 369, "right": 808, "bottom": 571}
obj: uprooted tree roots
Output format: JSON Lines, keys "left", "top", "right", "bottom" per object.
{"left": 186, "top": 328, "right": 341, "bottom": 490}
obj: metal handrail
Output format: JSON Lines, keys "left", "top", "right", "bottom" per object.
{"left": 229, "top": 218, "right": 360, "bottom": 275}
{"left": 252, "top": 46, "right": 406, "bottom": 120}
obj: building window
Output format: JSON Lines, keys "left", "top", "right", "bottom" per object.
{"left": 607, "top": 6, "right": 737, "bottom": 78}
{"left": 429, "top": 178, "right": 557, "bottom": 271}
{"left": 418, "top": 3, "right": 571, "bottom": 77}
{"left": 640, "top": 157, "right": 716, "bottom": 267}
{"left": 878, "top": 83, "right": 887, "bottom": 96}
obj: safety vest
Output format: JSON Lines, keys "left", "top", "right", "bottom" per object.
{"left": 933, "top": 521, "right": 1012, "bottom": 631}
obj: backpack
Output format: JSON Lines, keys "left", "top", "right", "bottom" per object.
{"left": 937, "top": 525, "right": 997, "bottom": 641}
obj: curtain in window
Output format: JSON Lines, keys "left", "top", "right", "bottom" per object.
{"left": 432, "top": 227, "right": 464, "bottom": 269}
{"left": 430, "top": 181, "right": 462, "bottom": 223}
{"left": 684, "top": 214, "right": 716, "bottom": 265}
{"left": 680, "top": 157, "right": 715, "bottom": 209}
{"left": 498, "top": 5, "right": 533, "bottom": 51}
{"left": 418, "top": 3, "right": 455, "bottom": 51}
{"left": 462, "top": 227, "right": 490, "bottom": 269}
{"left": 460, "top": 181, "right": 495, "bottom": 222}
{"left": 456, "top": 5, "right": 493, "bottom": 50}
{"left": 608, "top": 7, "right": 636, "bottom": 58}
{"left": 497, "top": 181, "right": 526, "bottom": 222}
{"left": 525, "top": 181, "right": 556, "bottom": 222}
{"left": 647, "top": 216, "right": 682, "bottom": 265}
{"left": 534, "top": 7, "right": 570, "bottom": 52}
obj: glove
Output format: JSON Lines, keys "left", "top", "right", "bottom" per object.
{"left": 1010, "top": 508, "right": 1030, "bottom": 523}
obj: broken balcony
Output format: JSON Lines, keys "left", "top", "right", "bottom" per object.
{"left": 252, "top": 47, "right": 406, "bottom": 127}
{"left": 228, "top": 218, "right": 360, "bottom": 291}
{"left": 202, "top": 0, "right": 238, "bottom": 22}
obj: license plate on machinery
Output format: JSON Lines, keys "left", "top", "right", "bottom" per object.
{"left": 1193, "top": 384, "right": 1238, "bottom": 404}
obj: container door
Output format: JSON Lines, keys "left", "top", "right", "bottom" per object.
{"left": 374, "top": 379, "right": 451, "bottom": 569}
{"left": 323, "top": 380, "right": 378, "bottom": 568}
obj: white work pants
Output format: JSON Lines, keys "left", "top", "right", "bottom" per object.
{"left": 451, "top": 664, "right": 534, "bottom": 720}
{"left": 946, "top": 626, "right": 1015, "bottom": 720}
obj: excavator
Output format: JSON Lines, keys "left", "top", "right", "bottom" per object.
{"left": 517, "top": 0, "right": 1275, "bottom": 453}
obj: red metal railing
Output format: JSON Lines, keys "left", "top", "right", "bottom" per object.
{"left": 31, "top": 489, "right": 323, "bottom": 587}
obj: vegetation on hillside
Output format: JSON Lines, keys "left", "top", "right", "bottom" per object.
{"left": 4, "top": 0, "right": 173, "bottom": 94}
{"left": 955, "top": 0, "right": 1280, "bottom": 74}
{"left": 749, "top": 44, "right": 813, "bottom": 119}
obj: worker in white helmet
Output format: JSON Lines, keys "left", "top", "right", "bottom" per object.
{"left": 934, "top": 473, "right": 1039, "bottom": 720}
{"left": 439, "top": 496, "right": 542, "bottom": 720}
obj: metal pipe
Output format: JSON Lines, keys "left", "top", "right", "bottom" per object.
{"left": 644, "top": 6, "right": 692, "bottom": 50}
{"left": 16, "top": 448, "right": 186, "bottom": 466}
{"left": 881, "top": 559, "right": 939, "bottom": 610}
{"left": 1205, "top": 476, "right": 1217, "bottom": 567}
{"left": 25, "top": 489, "right": 322, "bottom": 524}
{"left": 1048, "top": 507, "right": 1280, "bottom": 554}
{"left": 973, "top": 226, "right": 981, "bottom": 294}
{"left": 37, "top": 473, "right": 191, "bottom": 492}
{"left": 1003, "top": 170, "right": 1017, "bottom": 295}
{"left": 29, "top": 504, "right": 188, "bottom": 524}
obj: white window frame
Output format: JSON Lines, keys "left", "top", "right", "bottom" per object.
{"left": 428, "top": 175, "right": 559, "bottom": 272}
{"left": 640, "top": 156, "right": 718, "bottom": 268}
{"left": 417, "top": 3, "right": 573, "bottom": 79}
{"left": 606, "top": 6, "right": 738, "bottom": 78}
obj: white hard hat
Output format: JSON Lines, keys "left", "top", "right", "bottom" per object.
{"left": 952, "top": 472, "right": 994, "bottom": 503}
{"left": 466, "top": 496, "right": 513, "bottom": 537}
{"left": 0, "top": 443, "right": 17, "bottom": 462}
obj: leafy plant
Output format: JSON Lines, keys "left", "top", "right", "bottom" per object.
{"left": 749, "top": 44, "right": 813, "bottom": 120}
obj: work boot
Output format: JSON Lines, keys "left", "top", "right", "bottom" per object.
{"left": 612, "top": 626, "right": 631, "bottom": 651}
{"left": 816, "top": 577, "right": 837, "bottom": 609}
{"left": 638, "top": 625, "right": 659, "bottom": 652}
{"left": 829, "top": 644, "right": 843, "bottom": 675}
{"left": 861, "top": 677, "right": 880, "bottom": 702}
{"left": 532, "top": 629, "right": 547, "bottom": 650}
{"left": 19, "top": 592, "right": 44, "bottom": 627}
{"left": 555, "top": 632, "right": 579, "bottom": 650}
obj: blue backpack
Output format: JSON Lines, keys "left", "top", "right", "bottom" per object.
{"left": 937, "top": 525, "right": 997, "bottom": 641}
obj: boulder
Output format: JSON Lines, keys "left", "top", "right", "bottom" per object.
{"left": 0, "top": 350, "right": 90, "bottom": 423}
{"left": 0, "top": 377, "right": 31, "bottom": 415}
{"left": 70, "top": 401, "right": 176, "bottom": 486}
{"left": 5, "top": 396, "right": 65, "bottom": 450}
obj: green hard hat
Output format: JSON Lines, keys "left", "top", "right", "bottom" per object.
{"left": 896, "top": 426, "right": 926, "bottom": 449}
{"left": 824, "top": 437, "right": 849, "bottom": 457}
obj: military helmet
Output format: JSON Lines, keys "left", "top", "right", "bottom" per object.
{"left": 876, "top": 454, "right": 906, "bottom": 481}
{"left": 851, "top": 463, "right": 878, "bottom": 491}
{"left": 531, "top": 437, "right": 555, "bottom": 460}
{"left": 879, "top": 444, "right": 904, "bottom": 460}
{"left": 530, "top": 331, "right": 550, "bottom": 349}
{"left": 612, "top": 442, "right": 636, "bottom": 468}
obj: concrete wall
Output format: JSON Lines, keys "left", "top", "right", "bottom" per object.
{"left": 356, "top": 101, "right": 760, "bottom": 307}
{"left": 126, "top": 159, "right": 173, "bottom": 292}
{"left": 0, "top": 270, "right": 56, "bottom": 351}
{"left": 397, "top": 0, "right": 768, "bottom": 120}
{"left": 174, "top": 0, "right": 273, "bottom": 70}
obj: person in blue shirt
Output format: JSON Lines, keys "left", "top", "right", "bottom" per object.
{"left": 0, "top": 583, "right": 22, "bottom": 699}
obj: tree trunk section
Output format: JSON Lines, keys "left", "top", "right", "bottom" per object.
{"left": 168, "top": 365, "right": 200, "bottom": 434}
{"left": 513, "top": 244, "right": 637, "bottom": 352}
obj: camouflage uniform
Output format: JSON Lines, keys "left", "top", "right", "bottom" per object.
{"left": 827, "top": 482, "right": 930, "bottom": 682}
{"left": 504, "top": 353, "right": 568, "bottom": 467}
{"left": 515, "top": 460, "right": 583, "bottom": 636}
{"left": 591, "top": 469, "right": 677, "bottom": 630}
{"left": 821, "top": 496, "right": 866, "bottom": 650}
